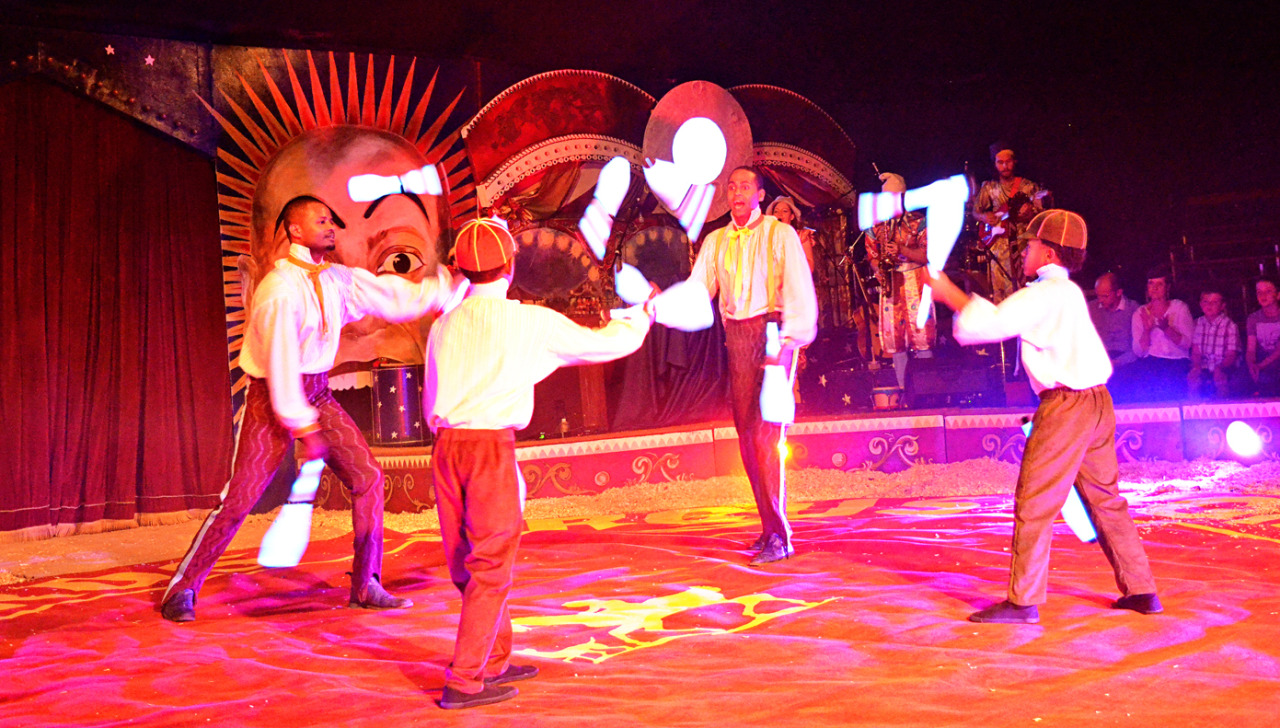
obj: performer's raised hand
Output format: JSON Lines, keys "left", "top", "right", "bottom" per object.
{"left": 928, "top": 270, "right": 970, "bottom": 312}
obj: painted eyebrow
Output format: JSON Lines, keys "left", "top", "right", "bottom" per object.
{"left": 363, "top": 192, "right": 429, "bottom": 223}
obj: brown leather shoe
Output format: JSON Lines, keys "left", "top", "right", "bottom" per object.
{"left": 485, "top": 664, "right": 539, "bottom": 686}
{"left": 749, "top": 534, "right": 794, "bottom": 565}
{"left": 161, "top": 588, "right": 196, "bottom": 623}
{"left": 349, "top": 578, "right": 413, "bottom": 610}
{"left": 968, "top": 600, "right": 1040, "bottom": 624}
{"left": 1112, "top": 593, "right": 1163, "bottom": 614}
{"left": 439, "top": 684, "right": 517, "bottom": 710}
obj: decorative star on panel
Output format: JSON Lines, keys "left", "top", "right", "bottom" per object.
{"left": 377, "top": 401, "right": 383, "bottom": 408}
{"left": 389, "top": 386, "right": 397, "bottom": 393}
{"left": 391, "top": 432, "right": 398, "bottom": 439}
{"left": 842, "top": 393, "right": 852, "bottom": 405}
{"left": 105, "top": 45, "right": 115, "bottom": 55}
{"left": 406, "top": 371, "right": 413, "bottom": 378}
{"left": 819, "top": 374, "right": 828, "bottom": 387}
{"left": 144, "top": 54, "right": 155, "bottom": 66}
{"left": 398, "top": 405, "right": 405, "bottom": 412}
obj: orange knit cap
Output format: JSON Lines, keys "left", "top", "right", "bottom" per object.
{"left": 453, "top": 218, "right": 516, "bottom": 272}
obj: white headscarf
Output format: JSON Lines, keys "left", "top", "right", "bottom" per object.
{"left": 765, "top": 196, "right": 802, "bottom": 225}
{"left": 879, "top": 173, "right": 906, "bottom": 194}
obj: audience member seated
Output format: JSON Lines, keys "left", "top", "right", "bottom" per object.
{"left": 1089, "top": 271, "right": 1139, "bottom": 368}
{"left": 1121, "top": 265, "right": 1194, "bottom": 401}
{"left": 1246, "top": 278, "right": 1280, "bottom": 397}
{"left": 1187, "top": 288, "right": 1240, "bottom": 400}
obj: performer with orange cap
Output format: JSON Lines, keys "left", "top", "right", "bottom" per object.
{"left": 929, "top": 209, "right": 1161, "bottom": 624}
{"left": 162, "top": 195, "right": 464, "bottom": 623}
{"left": 425, "top": 217, "right": 652, "bottom": 709}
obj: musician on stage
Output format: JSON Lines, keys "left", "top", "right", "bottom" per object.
{"left": 864, "top": 173, "right": 935, "bottom": 391}
{"left": 973, "top": 144, "right": 1048, "bottom": 302}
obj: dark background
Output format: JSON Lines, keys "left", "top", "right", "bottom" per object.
{"left": 4, "top": 0, "right": 1278, "bottom": 289}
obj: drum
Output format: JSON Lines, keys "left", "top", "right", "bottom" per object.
{"left": 511, "top": 224, "right": 598, "bottom": 298}
{"left": 620, "top": 220, "right": 691, "bottom": 289}
{"left": 872, "top": 385, "right": 903, "bottom": 410}
{"left": 369, "top": 363, "right": 427, "bottom": 445}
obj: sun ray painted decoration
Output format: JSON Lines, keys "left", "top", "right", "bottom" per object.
{"left": 205, "top": 49, "right": 474, "bottom": 411}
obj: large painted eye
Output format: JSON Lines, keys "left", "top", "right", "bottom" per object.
{"left": 376, "top": 247, "right": 425, "bottom": 275}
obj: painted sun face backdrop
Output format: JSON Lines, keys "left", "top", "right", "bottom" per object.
{"left": 206, "top": 49, "right": 474, "bottom": 397}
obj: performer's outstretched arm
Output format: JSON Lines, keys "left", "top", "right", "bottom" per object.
{"left": 345, "top": 264, "right": 463, "bottom": 324}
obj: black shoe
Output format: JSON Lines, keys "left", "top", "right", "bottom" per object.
{"left": 350, "top": 578, "right": 413, "bottom": 610}
{"left": 968, "top": 600, "right": 1040, "bottom": 624}
{"left": 746, "top": 533, "right": 767, "bottom": 550}
{"left": 485, "top": 664, "right": 539, "bottom": 686}
{"left": 749, "top": 534, "right": 794, "bottom": 565}
{"left": 439, "top": 684, "right": 517, "bottom": 710}
{"left": 1112, "top": 593, "right": 1163, "bottom": 615}
{"left": 161, "top": 589, "right": 196, "bottom": 623}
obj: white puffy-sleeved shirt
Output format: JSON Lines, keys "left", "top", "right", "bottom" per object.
{"left": 240, "top": 243, "right": 456, "bottom": 432}
{"left": 953, "top": 264, "right": 1112, "bottom": 394}
{"left": 425, "top": 280, "right": 651, "bottom": 432}
{"left": 1132, "top": 298, "right": 1194, "bottom": 360}
{"left": 689, "top": 209, "right": 818, "bottom": 348}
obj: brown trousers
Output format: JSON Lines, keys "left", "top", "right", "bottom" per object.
{"left": 166, "top": 375, "right": 386, "bottom": 601}
{"left": 432, "top": 428, "right": 524, "bottom": 694}
{"left": 1009, "top": 385, "right": 1157, "bottom": 605}
{"left": 724, "top": 314, "right": 793, "bottom": 547}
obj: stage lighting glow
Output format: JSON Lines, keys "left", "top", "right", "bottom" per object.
{"left": 1226, "top": 420, "right": 1263, "bottom": 458}
{"left": 671, "top": 117, "right": 728, "bottom": 186}
{"left": 778, "top": 440, "right": 791, "bottom": 461}
{"left": 347, "top": 164, "right": 442, "bottom": 202}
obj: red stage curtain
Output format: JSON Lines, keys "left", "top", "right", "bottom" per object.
{"left": 0, "top": 77, "right": 232, "bottom": 537}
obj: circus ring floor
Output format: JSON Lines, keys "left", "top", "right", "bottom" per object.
{"left": 3, "top": 405, "right": 1280, "bottom": 726}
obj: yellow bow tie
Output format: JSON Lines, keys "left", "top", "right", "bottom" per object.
{"left": 289, "top": 255, "right": 333, "bottom": 335}
{"left": 727, "top": 226, "right": 755, "bottom": 246}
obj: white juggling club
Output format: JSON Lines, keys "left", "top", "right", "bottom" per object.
{"left": 643, "top": 117, "right": 727, "bottom": 243}
{"left": 347, "top": 164, "right": 443, "bottom": 203}
{"left": 578, "top": 156, "right": 632, "bottom": 260}
{"left": 612, "top": 265, "right": 713, "bottom": 332}
{"left": 1021, "top": 419, "right": 1097, "bottom": 543}
{"left": 257, "top": 458, "right": 326, "bottom": 568}
{"left": 760, "top": 322, "right": 795, "bottom": 425}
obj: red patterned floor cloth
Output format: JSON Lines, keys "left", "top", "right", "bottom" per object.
{"left": 3, "top": 491, "right": 1279, "bottom": 727}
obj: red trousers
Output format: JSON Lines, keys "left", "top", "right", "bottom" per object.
{"left": 724, "top": 315, "right": 793, "bottom": 547}
{"left": 1010, "top": 385, "right": 1158, "bottom": 604}
{"left": 432, "top": 428, "right": 524, "bottom": 693}
{"left": 166, "top": 375, "right": 386, "bottom": 601}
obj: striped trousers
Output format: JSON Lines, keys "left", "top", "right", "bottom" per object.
{"left": 165, "top": 374, "right": 385, "bottom": 602}
{"left": 724, "top": 314, "right": 793, "bottom": 548}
